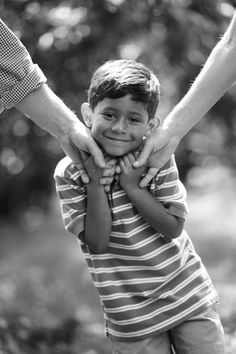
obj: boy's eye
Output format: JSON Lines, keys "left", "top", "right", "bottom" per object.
{"left": 103, "top": 112, "right": 116, "bottom": 119}
{"left": 128, "top": 116, "right": 140, "bottom": 123}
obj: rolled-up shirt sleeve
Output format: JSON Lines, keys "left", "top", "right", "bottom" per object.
{"left": 0, "top": 18, "right": 46, "bottom": 112}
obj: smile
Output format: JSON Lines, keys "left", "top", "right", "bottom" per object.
{"left": 105, "top": 136, "right": 131, "bottom": 142}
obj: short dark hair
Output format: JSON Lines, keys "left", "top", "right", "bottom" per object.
{"left": 87, "top": 59, "right": 160, "bottom": 119}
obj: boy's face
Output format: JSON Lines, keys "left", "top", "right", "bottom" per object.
{"left": 82, "top": 95, "right": 156, "bottom": 157}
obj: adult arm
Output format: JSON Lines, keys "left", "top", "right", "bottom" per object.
{"left": 135, "top": 11, "right": 236, "bottom": 186}
{"left": 0, "top": 18, "right": 105, "bottom": 168}
{"left": 16, "top": 85, "right": 106, "bottom": 168}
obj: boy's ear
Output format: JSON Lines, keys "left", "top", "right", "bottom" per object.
{"left": 81, "top": 102, "right": 93, "bottom": 128}
{"left": 146, "top": 116, "right": 161, "bottom": 136}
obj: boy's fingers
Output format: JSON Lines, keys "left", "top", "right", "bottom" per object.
{"left": 127, "top": 153, "right": 135, "bottom": 164}
{"left": 103, "top": 167, "right": 115, "bottom": 177}
{"left": 106, "top": 158, "right": 118, "bottom": 167}
{"left": 100, "top": 177, "right": 113, "bottom": 184}
{"left": 133, "top": 151, "right": 140, "bottom": 159}
{"left": 122, "top": 155, "right": 130, "bottom": 165}
{"left": 104, "top": 185, "right": 110, "bottom": 193}
{"left": 80, "top": 171, "right": 89, "bottom": 184}
{"left": 100, "top": 177, "right": 114, "bottom": 193}
{"left": 115, "top": 165, "right": 121, "bottom": 174}
{"left": 139, "top": 168, "right": 158, "bottom": 188}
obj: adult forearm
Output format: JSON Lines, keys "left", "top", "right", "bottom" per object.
{"left": 164, "top": 11, "right": 236, "bottom": 140}
{"left": 16, "top": 84, "right": 80, "bottom": 139}
{"left": 16, "top": 84, "right": 106, "bottom": 167}
{"left": 85, "top": 184, "right": 112, "bottom": 253}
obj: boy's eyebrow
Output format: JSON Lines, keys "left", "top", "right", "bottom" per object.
{"left": 128, "top": 111, "right": 143, "bottom": 117}
{"left": 101, "top": 106, "right": 143, "bottom": 117}
{"left": 101, "top": 106, "right": 118, "bottom": 111}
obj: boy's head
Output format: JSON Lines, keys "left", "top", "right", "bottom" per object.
{"left": 81, "top": 59, "right": 161, "bottom": 157}
{"left": 88, "top": 59, "right": 160, "bottom": 120}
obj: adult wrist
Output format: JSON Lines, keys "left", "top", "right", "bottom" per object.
{"left": 164, "top": 103, "right": 194, "bottom": 142}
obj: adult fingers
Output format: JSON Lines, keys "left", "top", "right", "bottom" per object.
{"left": 133, "top": 139, "right": 153, "bottom": 168}
{"left": 138, "top": 137, "right": 180, "bottom": 188}
{"left": 83, "top": 140, "right": 107, "bottom": 168}
{"left": 75, "top": 150, "right": 90, "bottom": 184}
{"left": 69, "top": 127, "right": 107, "bottom": 168}
{"left": 60, "top": 138, "right": 82, "bottom": 165}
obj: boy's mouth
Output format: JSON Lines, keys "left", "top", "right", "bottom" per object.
{"left": 104, "top": 136, "right": 131, "bottom": 142}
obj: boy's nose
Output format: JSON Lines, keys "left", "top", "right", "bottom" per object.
{"left": 111, "top": 119, "right": 126, "bottom": 133}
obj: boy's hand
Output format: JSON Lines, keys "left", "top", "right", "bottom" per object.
{"left": 83, "top": 153, "right": 105, "bottom": 185}
{"left": 119, "top": 152, "right": 145, "bottom": 193}
{"left": 79, "top": 150, "right": 118, "bottom": 190}
{"left": 84, "top": 152, "right": 118, "bottom": 190}
{"left": 100, "top": 157, "right": 118, "bottom": 192}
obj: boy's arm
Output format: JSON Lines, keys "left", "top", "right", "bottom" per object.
{"left": 119, "top": 154, "right": 186, "bottom": 240}
{"left": 82, "top": 155, "right": 112, "bottom": 253}
{"left": 54, "top": 157, "right": 111, "bottom": 252}
{"left": 84, "top": 183, "right": 111, "bottom": 253}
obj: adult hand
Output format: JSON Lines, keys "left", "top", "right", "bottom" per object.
{"left": 16, "top": 85, "right": 107, "bottom": 183}
{"left": 133, "top": 125, "right": 180, "bottom": 188}
{"left": 59, "top": 122, "right": 107, "bottom": 184}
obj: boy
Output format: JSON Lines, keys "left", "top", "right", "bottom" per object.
{"left": 54, "top": 59, "right": 225, "bottom": 353}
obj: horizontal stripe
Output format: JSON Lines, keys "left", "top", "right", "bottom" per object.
{"left": 106, "top": 280, "right": 212, "bottom": 325}
{"left": 54, "top": 155, "right": 217, "bottom": 340}
{"left": 108, "top": 295, "right": 216, "bottom": 338}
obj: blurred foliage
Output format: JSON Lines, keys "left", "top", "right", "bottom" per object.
{"left": 1, "top": 0, "right": 236, "bottom": 220}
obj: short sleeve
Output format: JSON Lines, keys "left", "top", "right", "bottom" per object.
{"left": 150, "top": 155, "right": 188, "bottom": 220}
{"left": 54, "top": 157, "right": 87, "bottom": 239}
{"left": 0, "top": 18, "right": 46, "bottom": 111}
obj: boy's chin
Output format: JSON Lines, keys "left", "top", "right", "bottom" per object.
{"left": 95, "top": 142, "right": 123, "bottom": 157}
{"left": 103, "top": 147, "right": 131, "bottom": 157}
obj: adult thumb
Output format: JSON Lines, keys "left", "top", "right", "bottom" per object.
{"left": 133, "top": 141, "right": 153, "bottom": 168}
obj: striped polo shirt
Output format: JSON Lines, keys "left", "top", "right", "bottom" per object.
{"left": 54, "top": 155, "right": 218, "bottom": 341}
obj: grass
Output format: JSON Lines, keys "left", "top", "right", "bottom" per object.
{"left": 0, "top": 170, "right": 236, "bottom": 353}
